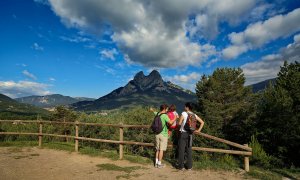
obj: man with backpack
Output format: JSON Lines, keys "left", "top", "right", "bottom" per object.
{"left": 177, "top": 102, "right": 204, "bottom": 170}
{"left": 150, "top": 104, "right": 177, "bottom": 168}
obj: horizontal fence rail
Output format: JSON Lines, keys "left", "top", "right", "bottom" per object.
{"left": 0, "top": 120, "right": 252, "bottom": 172}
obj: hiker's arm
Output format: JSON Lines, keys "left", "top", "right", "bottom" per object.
{"left": 178, "top": 115, "right": 184, "bottom": 126}
{"left": 168, "top": 115, "right": 176, "bottom": 125}
{"left": 195, "top": 115, "right": 204, "bottom": 133}
{"left": 149, "top": 107, "right": 157, "bottom": 115}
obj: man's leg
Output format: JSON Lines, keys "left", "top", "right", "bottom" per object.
{"left": 158, "top": 150, "right": 164, "bottom": 162}
{"left": 186, "top": 135, "right": 193, "bottom": 169}
{"left": 178, "top": 132, "right": 187, "bottom": 169}
{"left": 157, "top": 135, "right": 168, "bottom": 168}
{"left": 155, "top": 150, "right": 159, "bottom": 164}
{"left": 155, "top": 135, "right": 160, "bottom": 166}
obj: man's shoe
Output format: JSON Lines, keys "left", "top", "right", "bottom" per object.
{"left": 157, "top": 164, "right": 165, "bottom": 168}
{"left": 176, "top": 166, "right": 184, "bottom": 171}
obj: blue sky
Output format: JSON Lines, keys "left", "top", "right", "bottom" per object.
{"left": 0, "top": 0, "right": 300, "bottom": 98}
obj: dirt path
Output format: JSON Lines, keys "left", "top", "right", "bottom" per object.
{"left": 0, "top": 147, "right": 252, "bottom": 180}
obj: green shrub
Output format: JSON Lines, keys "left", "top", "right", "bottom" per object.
{"left": 249, "top": 135, "right": 272, "bottom": 168}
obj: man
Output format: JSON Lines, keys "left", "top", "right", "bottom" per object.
{"left": 150, "top": 104, "right": 176, "bottom": 168}
{"left": 177, "top": 102, "right": 204, "bottom": 170}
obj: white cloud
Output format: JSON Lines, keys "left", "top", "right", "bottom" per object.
{"left": 16, "top": 64, "right": 27, "bottom": 67}
{"left": 206, "top": 58, "right": 220, "bottom": 68}
{"left": 187, "top": 0, "right": 256, "bottom": 40}
{"left": 113, "top": 28, "right": 210, "bottom": 67}
{"left": 95, "top": 65, "right": 116, "bottom": 75}
{"left": 31, "top": 42, "right": 44, "bottom": 51}
{"left": 22, "top": 70, "right": 37, "bottom": 80}
{"left": 0, "top": 81, "right": 51, "bottom": 98}
{"left": 48, "top": 0, "right": 256, "bottom": 68}
{"left": 60, "top": 36, "right": 91, "bottom": 43}
{"left": 222, "top": 45, "right": 249, "bottom": 60}
{"left": 294, "top": 34, "right": 300, "bottom": 43}
{"left": 170, "top": 72, "right": 201, "bottom": 83}
{"left": 49, "top": 77, "right": 56, "bottom": 81}
{"left": 34, "top": 0, "right": 49, "bottom": 5}
{"left": 242, "top": 33, "right": 300, "bottom": 85}
{"left": 99, "top": 48, "right": 118, "bottom": 61}
{"left": 223, "top": 8, "right": 300, "bottom": 59}
{"left": 249, "top": 3, "right": 280, "bottom": 21}
{"left": 165, "top": 72, "right": 201, "bottom": 90}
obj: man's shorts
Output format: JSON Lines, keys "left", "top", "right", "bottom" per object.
{"left": 155, "top": 134, "right": 168, "bottom": 151}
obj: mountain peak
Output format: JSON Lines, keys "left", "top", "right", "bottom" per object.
{"left": 133, "top": 71, "right": 145, "bottom": 82}
{"left": 148, "top": 70, "right": 162, "bottom": 80}
{"left": 131, "top": 70, "right": 164, "bottom": 90}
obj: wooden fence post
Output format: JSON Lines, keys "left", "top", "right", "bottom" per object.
{"left": 75, "top": 121, "right": 79, "bottom": 152}
{"left": 119, "top": 125, "right": 124, "bottom": 160}
{"left": 244, "top": 144, "right": 250, "bottom": 172}
{"left": 38, "top": 121, "right": 43, "bottom": 147}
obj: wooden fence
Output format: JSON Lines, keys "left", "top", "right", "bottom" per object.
{"left": 0, "top": 120, "right": 252, "bottom": 171}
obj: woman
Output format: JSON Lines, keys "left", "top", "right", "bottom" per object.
{"left": 167, "top": 104, "right": 179, "bottom": 137}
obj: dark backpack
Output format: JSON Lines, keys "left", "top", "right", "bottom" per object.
{"left": 184, "top": 112, "right": 197, "bottom": 134}
{"left": 151, "top": 113, "right": 165, "bottom": 134}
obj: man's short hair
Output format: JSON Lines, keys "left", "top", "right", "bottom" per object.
{"left": 160, "top": 104, "right": 168, "bottom": 111}
{"left": 185, "top": 102, "right": 193, "bottom": 110}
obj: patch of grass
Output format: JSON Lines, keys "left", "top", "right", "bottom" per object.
{"left": 13, "top": 155, "right": 28, "bottom": 159}
{"left": 0, "top": 141, "right": 38, "bottom": 147}
{"left": 80, "top": 146, "right": 119, "bottom": 160}
{"left": 245, "top": 166, "right": 300, "bottom": 180}
{"left": 96, "top": 163, "right": 144, "bottom": 173}
{"left": 124, "top": 154, "right": 152, "bottom": 165}
{"left": 246, "top": 166, "right": 281, "bottom": 180}
{"left": 273, "top": 168, "right": 300, "bottom": 180}
{"left": 30, "top": 153, "right": 39, "bottom": 156}
{"left": 193, "top": 154, "right": 239, "bottom": 171}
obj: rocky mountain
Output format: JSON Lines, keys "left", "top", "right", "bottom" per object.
{"left": 15, "top": 94, "right": 95, "bottom": 108}
{"left": 249, "top": 78, "right": 276, "bottom": 93}
{"left": 0, "top": 93, "right": 49, "bottom": 118}
{"left": 72, "top": 70, "right": 197, "bottom": 111}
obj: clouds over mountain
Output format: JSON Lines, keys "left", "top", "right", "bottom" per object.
{"left": 0, "top": 81, "right": 51, "bottom": 98}
{"left": 223, "top": 8, "right": 300, "bottom": 59}
{"left": 48, "top": 0, "right": 257, "bottom": 68}
{"left": 242, "top": 33, "right": 300, "bottom": 85}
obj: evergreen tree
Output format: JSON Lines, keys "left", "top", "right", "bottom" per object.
{"left": 195, "top": 68, "right": 252, "bottom": 137}
{"left": 257, "top": 61, "right": 300, "bottom": 166}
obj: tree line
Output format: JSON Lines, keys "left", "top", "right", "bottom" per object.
{"left": 195, "top": 61, "right": 299, "bottom": 167}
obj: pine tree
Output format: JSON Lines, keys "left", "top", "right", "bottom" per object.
{"left": 257, "top": 61, "right": 300, "bottom": 166}
{"left": 195, "top": 68, "right": 252, "bottom": 137}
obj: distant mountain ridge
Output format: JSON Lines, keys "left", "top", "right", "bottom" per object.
{"left": 0, "top": 93, "right": 48, "bottom": 116}
{"left": 249, "top": 78, "right": 276, "bottom": 93}
{"left": 72, "top": 70, "right": 197, "bottom": 111}
{"left": 15, "top": 94, "right": 95, "bottom": 108}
